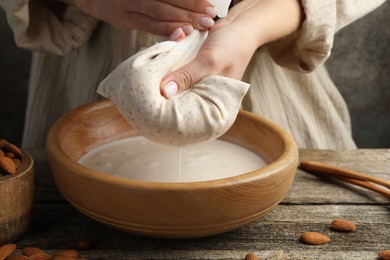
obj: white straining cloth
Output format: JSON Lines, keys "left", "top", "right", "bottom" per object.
{"left": 98, "top": 30, "right": 250, "bottom": 146}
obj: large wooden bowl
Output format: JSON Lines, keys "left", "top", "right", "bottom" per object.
{"left": 46, "top": 100, "right": 298, "bottom": 238}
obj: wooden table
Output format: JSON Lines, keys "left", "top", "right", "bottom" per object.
{"left": 12, "top": 149, "right": 390, "bottom": 259}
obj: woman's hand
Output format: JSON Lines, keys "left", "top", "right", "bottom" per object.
{"left": 161, "top": 0, "right": 304, "bottom": 98}
{"left": 61, "top": 0, "right": 217, "bottom": 36}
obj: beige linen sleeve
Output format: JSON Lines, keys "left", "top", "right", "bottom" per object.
{"left": 0, "top": 0, "right": 98, "bottom": 55}
{"left": 267, "top": 0, "right": 386, "bottom": 72}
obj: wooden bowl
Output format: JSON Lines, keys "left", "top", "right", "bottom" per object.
{"left": 0, "top": 150, "right": 34, "bottom": 244}
{"left": 46, "top": 100, "right": 298, "bottom": 238}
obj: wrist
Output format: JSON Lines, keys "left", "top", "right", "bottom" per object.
{"left": 226, "top": 0, "right": 304, "bottom": 48}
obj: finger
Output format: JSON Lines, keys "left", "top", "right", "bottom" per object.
{"left": 126, "top": 13, "right": 210, "bottom": 36}
{"left": 159, "top": 0, "right": 214, "bottom": 14}
{"left": 169, "top": 27, "right": 186, "bottom": 41}
{"left": 133, "top": 2, "right": 215, "bottom": 30}
{"left": 160, "top": 53, "right": 216, "bottom": 98}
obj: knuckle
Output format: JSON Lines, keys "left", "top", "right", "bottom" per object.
{"left": 179, "top": 69, "right": 197, "bottom": 89}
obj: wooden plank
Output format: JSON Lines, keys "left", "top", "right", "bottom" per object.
{"left": 11, "top": 249, "right": 383, "bottom": 260}
{"left": 29, "top": 148, "right": 390, "bottom": 204}
{"left": 13, "top": 203, "right": 390, "bottom": 259}
{"left": 286, "top": 149, "right": 390, "bottom": 204}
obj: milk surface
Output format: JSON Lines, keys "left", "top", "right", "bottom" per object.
{"left": 79, "top": 136, "right": 267, "bottom": 182}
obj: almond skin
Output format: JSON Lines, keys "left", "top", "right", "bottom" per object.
{"left": 7, "top": 255, "right": 30, "bottom": 260}
{"left": 331, "top": 218, "right": 356, "bottom": 232}
{"left": 56, "top": 249, "right": 79, "bottom": 257}
{"left": 51, "top": 255, "right": 78, "bottom": 260}
{"left": 22, "top": 247, "right": 49, "bottom": 256}
{"left": 0, "top": 243, "right": 17, "bottom": 259}
{"left": 4, "top": 143, "right": 22, "bottom": 158}
{"left": 0, "top": 139, "right": 8, "bottom": 148}
{"left": 0, "top": 156, "right": 16, "bottom": 174}
{"left": 245, "top": 252, "right": 259, "bottom": 260}
{"left": 378, "top": 250, "right": 390, "bottom": 260}
{"left": 28, "top": 253, "right": 52, "bottom": 260}
{"left": 77, "top": 239, "right": 96, "bottom": 250}
{"left": 300, "top": 232, "right": 331, "bottom": 245}
{"left": 13, "top": 158, "right": 22, "bottom": 169}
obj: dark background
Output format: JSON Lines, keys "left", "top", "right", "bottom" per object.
{"left": 0, "top": 3, "right": 389, "bottom": 148}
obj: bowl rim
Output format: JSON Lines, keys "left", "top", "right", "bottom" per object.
{"left": 46, "top": 100, "right": 298, "bottom": 191}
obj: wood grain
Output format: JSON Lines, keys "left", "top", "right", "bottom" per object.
{"left": 19, "top": 145, "right": 390, "bottom": 259}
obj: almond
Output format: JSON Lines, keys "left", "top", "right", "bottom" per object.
{"left": 76, "top": 239, "right": 96, "bottom": 250}
{"left": 0, "top": 139, "right": 8, "bottom": 149}
{"left": 0, "top": 149, "right": 4, "bottom": 157}
{"left": 5, "top": 152, "right": 15, "bottom": 158}
{"left": 56, "top": 250, "right": 78, "bottom": 258}
{"left": 245, "top": 252, "right": 259, "bottom": 260}
{"left": 13, "top": 158, "right": 22, "bottom": 169}
{"left": 331, "top": 218, "right": 356, "bottom": 232}
{"left": 51, "top": 255, "right": 77, "bottom": 260}
{"left": 0, "top": 243, "right": 17, "bottom": 259}
{"left": 22, "top": 247, "right": 49, "bottom": 256}
{"left": 0, "top": 156, "right": 16, "bottom": 174}
{"left": 4, "top": 143, "right": 22, "bottom": 158}
{"left": 378, "top": 250, "right": 390, "bottom": 260}
{"left": 299, "top": 232, "right": 331, "bottom": 245}
{"left": 28, "top": 253, "right": 52, "bottom": 260}
{"left": 7, "top": 255, "right": 30, "bottom": 260}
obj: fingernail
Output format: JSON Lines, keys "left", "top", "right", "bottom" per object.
{"left": 199, "top": 16, "right": 215, "bottom": 28}
{"left": 169, "top": 27, "right": 185, "bottom": 41}
{"left": 181, "top": 25, "right": 194, "bottom": 35}
{"left": 163, "top": 81, "right": 178, "bottom": 99}
{"left": 205, "top": 6, "right": 217, "bottom": 18}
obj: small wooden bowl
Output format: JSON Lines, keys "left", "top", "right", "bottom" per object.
{"left": 0, "top": 151, "right": 34, "bottom": 244}
{"left": 46, "top": 100, "right": 298, "bottom": 238}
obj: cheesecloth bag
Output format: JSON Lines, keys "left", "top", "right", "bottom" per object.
{"left": 97, "top": 30, "right": 250, "bottom": 146}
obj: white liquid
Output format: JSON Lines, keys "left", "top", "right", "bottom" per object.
{"left": 79, "top": 136, "right": 267, "bottom": 182}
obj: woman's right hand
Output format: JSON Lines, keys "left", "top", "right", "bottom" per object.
{"left": 62, "top": 0, "right": 217, "bottom": 36}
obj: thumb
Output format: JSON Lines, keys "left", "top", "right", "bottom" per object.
{"left": 160, "top": 55, "right": 211, "bottom": 99}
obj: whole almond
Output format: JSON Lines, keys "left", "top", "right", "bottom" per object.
{"left": 0, "top": 149, "right": 4, "bottom": 157}
{"left": 28, "top": 253, "right": 52, "bottom": 260}
{"left": 56, "top": 250, "right": 79, "bottom": 257}
{"left": 0, "top": 139, "right": 8, "bottom": 148}
{"left": 331, "top": 218, "right": 356, "bottom": 232}
{"left": 0, "top": 156, "right": 16, "bottom": 174}
{"left": 300, "top": 232, "right": 331, "bottom": 245}
{"left": 245, "top": 252, "right": 259, "bottom": 260}
{"left": 5, "top": 152, "right": 15, "bottom": 158}
{"left": 23, "top": 247, "right": 49, "bottom": 256}
{"left": 378, "top": 250, "right": 390, "bottom": 260}
{"left": 4, "top": 143, "right": 22, "bottom": 158}
{"left": 77, "top": 239, "right": 96, "bottom": 250}
{"left": 51, "top": 255, "right": 77, "bottom": 260}
{"left": 0, "top": 243, "right": 17, "bottom": 259}
{"left": 13, "top": 158, "right": 22, "bottom": 169}
{"left": 7, "top": 255, "right": 30, "bottom": 260}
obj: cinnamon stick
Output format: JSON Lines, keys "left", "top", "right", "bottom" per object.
{"left": 299, "top": 160, "right": 390, "bottom": 199}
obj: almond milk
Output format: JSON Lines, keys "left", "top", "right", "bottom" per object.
{"left": 79, "top": 136, "right": 267, "bottom": 182}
